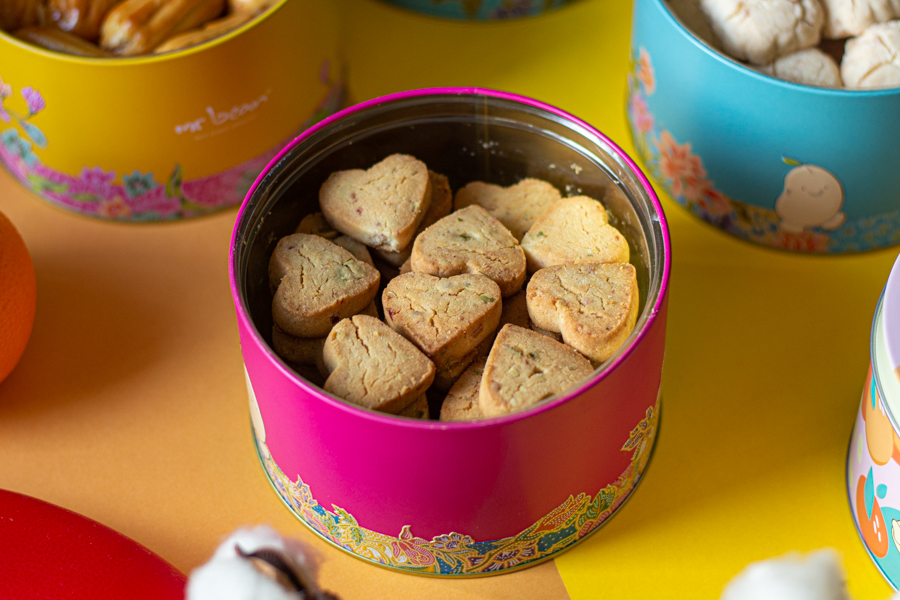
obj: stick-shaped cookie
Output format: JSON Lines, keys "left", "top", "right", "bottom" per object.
{"left": 269, "top": 234, "right": 380, "bottom": 338}
{"left": 382, "top": 272, "right": 502, "bottom": 371}
{"left": 527, "top": 263, "right": 639, "bottom": 364}
{"left": 410, "top": 205, "right": 526, "bottom": 297}
{"left": 454, "top": 178, "right": 562, "bottom": 241}
{"left": 319, "top": 154, "right": 432, "bottom": 252}
{"left": 520, "top": 196, "right": 629, "bottom": 272}
{"left": 373, "top": 171, "right": 453, "bottom": 266}
{"left": 479, "top": 325, "right": 593, "bottom": 418}
{"left": 321, "top": 315, "right": 435, "bottom": 414}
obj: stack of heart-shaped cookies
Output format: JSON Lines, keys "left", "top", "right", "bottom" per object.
{"left": 266, "top": 153, "right": 641, "bottom": 421}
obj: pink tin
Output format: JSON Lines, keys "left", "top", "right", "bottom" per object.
{"left": 229, "top": 88, "right": 672, "bottom": 576}
{"left": 848, "top": 253, "right": 900, "bottom": 587}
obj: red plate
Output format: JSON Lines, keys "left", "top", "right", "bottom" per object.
{"left": 0, "top": 489, "right": 186, "bottom": 599}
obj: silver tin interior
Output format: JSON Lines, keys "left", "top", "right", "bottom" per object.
{"left": 233, "top": 92, "right": 667, "bottom": 372}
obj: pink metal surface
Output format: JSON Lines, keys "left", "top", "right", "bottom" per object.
{"left": 229, "top": 87, "right": 671, "bottom": 546}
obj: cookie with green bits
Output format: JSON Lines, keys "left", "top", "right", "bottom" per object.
{"left": 269, "top": 234, "right": 380, "bottom": 338}
{"left": 382, "top": 272, "right": 501, "bottom": 372}
{"left": 520, "top": 196, "right": 629, "bottom": 273}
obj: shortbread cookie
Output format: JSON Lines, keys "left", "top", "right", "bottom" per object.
{"left": 319, "top": 154, "right": 432, "bottom": 252}
{"left": 410, "top": 205, "right": 526, "bottom": 297}
{"left": 295, "top": 212, "right": 339, "bottom": 238}
{"left": 454, "top": 178, "right": 562, "bottom": 241}
{"left": 271, "top": 302, "right": 377, "bottom": 366}
{"left": 321, "top": 315, "right": 435, "bottom": 414}
{"left": 269, "top": 234, "right": 380, "bottom": 338}
{"left": 699, "top": 0, "right": 824, "bottom": 65}
{"left": 476, "top": 290, "right": 531, "bottom": 356}
{"left": 333, "top": 235, "right": 374, "bottom": 266}
{"left": 433, "top": 348, "right": 479, "bottom": 392}
{"left": 520, "top": 197, "right": 629, "bottom": 272}
{"left": 758, "top": 47, "right": 842, "bottom": 87}
{"left": 272, "top": 325, "right": 326, "bottom": 366}
{"left": 479, "top": 325, "right": 594, "bottom": 418}
{"left": 842, "top": 21, "right": 900, "bottom": 88}
{"left": 399, "top": 259, "right": 412, "bottom": 275}
{"left": 398, "top": 394, "right": 430, "bottom": 420}
{"left": 530, "top": 323, "right": 563, "bottom": 342}
{"left": 821, "top": 0, "right": 900, "bottom": 38}
{"left": 382, "top": 272, "right": 502, "bottom": 371}
{"left": 440, "top": 358, "right": 487, "bottom": 421}
{"left": 373, "top": 171, "right": 453, "bottom": 266}
{"left": 527, "top": 263, "right": 639, "bottom": 364}
{"left": 296, "top": 213, "right": 372, "bottom": 263}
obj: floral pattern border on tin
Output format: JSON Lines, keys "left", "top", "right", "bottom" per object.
{"left": 259, "top": 401, "right": 658, "bottom": 575}
{"left": 626, "top": 48, "right": 900, "bottom": 253}
{"left": 0, "top": 69, "right": 343, "bottom": 221}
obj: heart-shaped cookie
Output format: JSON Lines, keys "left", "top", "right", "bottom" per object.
{"left": 479, "top": 324, "right": 593, "bottom": 418}
{"left": 527, "top": 263, "right": 639, "bottom": 363}
{"left": 321, "top": 315, "right": 435, "bottom": 414}
{"left": 319, "top": 154, "right": 432, "bottom": 252}
{"left": 269, "top": 234, "right": 380, "bottom": 338}
{"left": 373, "top": 170, "right": 453, "bottom": 266}
{"left": 520, "top": 196, "right": 629, "bottom": 272}
{"left": 410, "top": 205, "right": 526, "bottom": 297}
{"left": 382, "top": 272, "right": 502, "bottom": 371}
{"left": 454, "top": 178, "right": 562, "bottom": 241}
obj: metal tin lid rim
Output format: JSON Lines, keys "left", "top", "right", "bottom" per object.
{"left": 229, "top": 87, "right": 672, "bottom": 430}
{"left": 871, "top": 292, "right": 900, "bottom": 434}
{"left": 0, "top": 0, "right": 289, "bottom": 65}
{"left": 647, "top": 0, "right": 900, "bottom": 98}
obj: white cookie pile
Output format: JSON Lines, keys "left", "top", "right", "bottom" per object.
{"left": 668, "top": 0, "right": 900, "bottom": 88}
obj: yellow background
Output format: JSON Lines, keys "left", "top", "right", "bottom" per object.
{"left": 1, "top": 0, "right": 898, "bottom": 598}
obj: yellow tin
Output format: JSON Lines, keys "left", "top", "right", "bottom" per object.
{"left": 0, "top": 0, "right": 342, "bottom": 221}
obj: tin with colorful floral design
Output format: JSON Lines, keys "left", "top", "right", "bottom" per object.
{"left": 0, "top": 0, "right": 342, "bottom": 222}
{"left": 848, "top": 253, "right": 900, "bottom": 587}
{"left": 380, "top": 0, "right": 570, "bottom": 20}
{"left": 229, "top": 88, "right": 671, "bottom": 576}
{"left": 628, "top": 0, "right": 900, "bottom": 253}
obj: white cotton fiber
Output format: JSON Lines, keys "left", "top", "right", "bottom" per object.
{"left": 186, "top": 525, "right": 318, "bottom": 600}
{"left": 720, "top": 549, "right": 852, "bottom": 600}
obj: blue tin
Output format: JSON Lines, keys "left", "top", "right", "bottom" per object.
{"left": 380, "top": 0, "right": 570, "bottom": 20}
{"left": 628, "top": 0, "right": 900, "bottom": 253}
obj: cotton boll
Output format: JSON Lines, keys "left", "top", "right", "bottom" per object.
{"left": 757, "top": 48, "right": 843, "bottom": 86}
{"left": 700, "top": 0, "right": 825, "bottom": 65}
{"left": 821, "top": 0, "right": 900, "bottom": 38}
{"left": 842, "top": 20, "right": 900, "bottom": 88}
{"left": 187, "top": 557, "right": 301, "bottom": 600}
{"left": 720, "top": 549, "right": 851, "bottom": 600}
{"left": 667, "top": 0, "right": 723, "bottom": 49}
{"left": 187, "top": 526, "right": 335, "bottom": 600}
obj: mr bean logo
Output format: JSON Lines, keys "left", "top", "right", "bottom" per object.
{"left": 175, "top": 90, "right": 270, "bottom": 136}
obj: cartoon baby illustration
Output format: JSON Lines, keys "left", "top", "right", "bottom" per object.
{"left": 775, "top": 159, "right": 846, "bottom": 233}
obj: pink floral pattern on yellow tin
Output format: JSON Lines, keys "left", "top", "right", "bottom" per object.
{"left": 0, "top": 74, "right": 343, "bottom": 221}
{"left": 257, "top": 400, "right": 659, "bottom": 576}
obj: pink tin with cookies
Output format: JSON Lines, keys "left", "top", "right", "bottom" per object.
{"left": 848, "top": 253, "right": 900, "bottom": 587}
{"left": 229, "top": 88, "right": 672, "bottom": 575}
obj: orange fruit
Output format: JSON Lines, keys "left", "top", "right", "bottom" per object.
{"left": 0, "top": 209, "right": 36, "bottom": 383}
